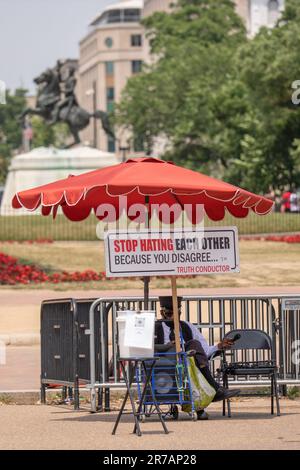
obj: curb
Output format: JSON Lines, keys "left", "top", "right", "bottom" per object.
{"left": 0, "top": 391, "right": 40, "bottom": 405}
{"left": 0, "top": 334, "right": 40, "bottom": 346}
{"left": 0, "top": 389, "right": 123, "bottom": 405}
{"left": 0, "top": 390, "right": 299, "bottom": 407}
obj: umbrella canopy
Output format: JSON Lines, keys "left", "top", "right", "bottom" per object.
{"left": 12, "top": 157, "right": 274, "bottom": 222}
{"left": 11, "top": 156, "right": 274, "bottom": 355}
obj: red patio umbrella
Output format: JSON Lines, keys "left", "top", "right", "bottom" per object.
{"left": 12, "top": 157, "right": 273, "bottom": 220}
{"left": 12, "top": 157, "right": 274, "bottom": 352}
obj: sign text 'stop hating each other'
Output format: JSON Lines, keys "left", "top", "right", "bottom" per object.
{"left": 104, "top": 228, "right": 239, "bottom": 278}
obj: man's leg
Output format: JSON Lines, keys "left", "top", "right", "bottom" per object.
{"left": 185, "top": 339, "right": 220, "bottom": 390}
{"left": 185, "top": 339, "right": 240, "bottom": 403}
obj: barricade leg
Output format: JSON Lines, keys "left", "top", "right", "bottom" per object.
{"left": 274, "top": 372, "right": 281, "bottom": 416}
{"left": 97, "top": 388, "right": 103, "bottom": 411}
{"left": 62, "top": 386, "right": 67, "bottom": 401}
{"left": 271, "top": 374, "right": 274, "bottom": 415}
{"left": 41, "top": 383, "right": 46, "bottom": 404}
{"left": 105, "top": 388, "right": 110, "bottom": 412}
{"left": 74, "top": 377, "right": 80, "bottom": 410}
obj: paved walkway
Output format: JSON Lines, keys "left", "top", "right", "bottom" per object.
{"left": 1, "top": 288, "right": 300, "bottom": 450}
{"left": 0, "top": 400, "right": 299, "bottom": 450}
{"left": 0, "top": 346, "right": 40, "bottom": 391}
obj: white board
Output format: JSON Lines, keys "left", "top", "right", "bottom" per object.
{"left": 104, "top": 227, "right": 239, "bottom": 277}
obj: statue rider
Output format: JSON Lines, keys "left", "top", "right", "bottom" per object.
{"left": 50, "top": 66, "right": 78, "bottom": 124}
{"left": 20, "top": 59, "right": 116, "bottom": 148}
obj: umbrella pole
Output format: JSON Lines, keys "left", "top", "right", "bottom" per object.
{"left": 171, "top": 276, "right": 181, "bottom": 354}
{"left": 144, "top": 195, "right": 150, "bottom": 310}
{"left": 144, "top": 277, "right": 150, "bottom": 310}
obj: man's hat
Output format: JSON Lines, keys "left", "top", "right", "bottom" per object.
{"left": 159, "top": 296, "right": 182, "bottom": 311}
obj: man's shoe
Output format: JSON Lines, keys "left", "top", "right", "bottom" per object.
{"left": 197, "top": 409, "right": 209, "bottom": 420}
{"left": 212, "top": 387, "right": 240, "bottom": 402}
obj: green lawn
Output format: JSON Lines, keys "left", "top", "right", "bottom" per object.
{"left": 0, "top": 212, "right": 300, "bottom": 241}
{"left": 1, "top": 239, "right": 300, "bottom": 290}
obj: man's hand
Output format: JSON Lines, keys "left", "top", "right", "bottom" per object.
{"left": 217, "top": 338, "right": 234, "bottom": 350}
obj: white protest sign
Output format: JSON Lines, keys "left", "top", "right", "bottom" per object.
{"left": 124, "top": 312, "right": 155, "bottom": 349}
{"left": 104, "top": 227, "right": 239, "bottom": 277}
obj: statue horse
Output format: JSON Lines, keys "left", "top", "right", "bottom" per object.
{"left": 20, "top": 68, "right": 61, "bottom": 122}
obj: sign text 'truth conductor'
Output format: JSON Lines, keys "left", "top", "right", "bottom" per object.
{"left": 104, "top": 228, "right": 239, "bottom": 277}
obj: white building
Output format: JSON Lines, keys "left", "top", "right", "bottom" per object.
{"left": 247, "top": 0, "right": 284, "bottom": 37}
{"left": 142, "top": 0, "right": 172, "bottom": 16}
{"left": 78, "top": 0, "right": 145, "bottom": 156}
{"left": 143, "top": 0, "right": 284, "bottom": 36}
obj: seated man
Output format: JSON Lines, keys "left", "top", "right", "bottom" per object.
{"left": 155, "top": 296, "right": 240, "bottom": 420}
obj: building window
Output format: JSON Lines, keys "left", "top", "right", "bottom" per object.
{"left": 106, "top": 87, "right": 115, "bottom": 113}
{"left": 108, "top": 135, "right": 116, "bottom": 153}
{"left": 131, "top": 60, "right": 143, "bottom": 74}
{"left": 106, "top": 87, "right": 114, "bottom": 101}
{"left": 107, "top": 102, "right": 114, "bottom": 113}
{"left": 107, "top": 9, "right": 121, "bottom": 23}
{"left": 105, "top": 61, "right": 114, "bottom": 76}
{"left": 131, "top": 34, "right": 142, "bottom": 47}
{"left": 105, "top": 37, "right": 113, "bottom": 48}
{"left": 124, "top": 9, "right": 140, "bottom": 23}
{"left": 268, "top": 0, "right": 280, "bottom": 26}
{"left": 94, "top": 7, "right": 141, "bottom": 26}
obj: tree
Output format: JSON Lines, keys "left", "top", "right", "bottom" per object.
{"left": 0, "top": 88, "right": 26, "bottom": 184}
{"left": 117, "top": 0, "right": 247, "bottom": 165}
{"left": 117, "top": 0, "right": 246, "bottom": 169}
{"left": 31, "top": 116, "right": 55, "bottom": 148}
{"left": 117, "top": 0, "right": 300, "bottom": 192}
{"left": 30, "top": 117, "right": 69, "bottom": 149}
{"left": 0, "top": 89, "right": 71, "bottom": 185}
{"left": 230, "top": 0, "right": 300, "bottom": 189}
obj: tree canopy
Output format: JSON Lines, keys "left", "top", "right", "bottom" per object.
{"left": 0, "top": 89, "right": 26, "bottom": 184}
{"left": 117, "top": 0, "right": 300, "bottom": 192}
{"left": 0, "top": 90, "right": 69, "bottom": 184}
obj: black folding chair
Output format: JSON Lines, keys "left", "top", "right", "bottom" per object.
{"left": 220, "top": 329, "right": 280, "bottom": 417}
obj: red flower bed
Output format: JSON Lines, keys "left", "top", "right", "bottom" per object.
{"left": 0, "top": 253, "right": 50, "bottom": 285}
{"left": 240, "top": 234, "right": 300, "bottom": 243}
{"left": 0, "top": 251, "right": 200, "bottom": 285}
{"left": 2, "top": 232, "right": 300, "bottom": 285}
{"left": 265, "top": 234, "right": 300, "bottom": 243}
{"left": 0, "top": 252, "right": 107, "bottom": 285}
{"left": 4, "top": 239, "right": 53, "bottom": 244}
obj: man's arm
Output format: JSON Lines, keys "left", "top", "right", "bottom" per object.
{"left": 187, "top": 322, "right": 233, "bottom": 357}
{"left": 186, "top": 322, "right": 218, "bottom": 358}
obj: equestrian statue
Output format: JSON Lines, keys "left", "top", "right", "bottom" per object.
{"left": 20, "top": 60, "right": 115, "bottom": 148}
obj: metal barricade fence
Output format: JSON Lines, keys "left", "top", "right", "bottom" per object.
{"left": 40, "top": 298, "right": 80, "bottom": 408}
{"left": 86, "top": 294, "right": 300, "bottom": 412}
{"left": 41, "top": 297, "right": 103, "bottom": 409}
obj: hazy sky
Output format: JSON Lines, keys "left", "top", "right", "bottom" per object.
{"left": 0, "top": 0, "right": 113, "bottom": 93}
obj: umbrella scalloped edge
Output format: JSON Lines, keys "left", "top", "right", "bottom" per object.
{"left": 12, "top": 186, "right": 274, "bottom": 222}
{"left": 11, "top": 157, "right": 274, "bottom": 221}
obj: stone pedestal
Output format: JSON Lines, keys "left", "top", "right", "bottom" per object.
{"left": 0, "top": 146, "right": 119, "bottom": 215}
